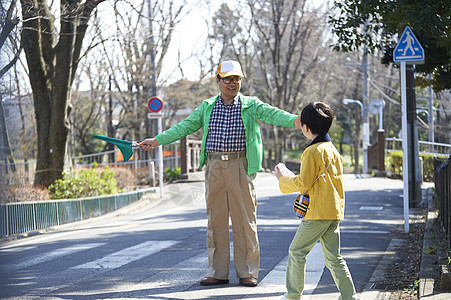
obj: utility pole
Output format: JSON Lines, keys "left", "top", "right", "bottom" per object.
{"left": 428, "top": 75, "right": 435, "bottom": 151}
{"left": 362, "top": 41, "right": 370, "bottom": 174}
{"left": 406, "top": 65, "right": 421, "bottom": 207}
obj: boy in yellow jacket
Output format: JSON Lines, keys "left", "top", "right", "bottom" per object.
{"left": 275, "top": 102, "right": 358, "bottom": 300}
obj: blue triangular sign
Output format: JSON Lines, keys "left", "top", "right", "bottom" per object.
{"left": 393, "top": 26, "right": 424, "bottom": 63}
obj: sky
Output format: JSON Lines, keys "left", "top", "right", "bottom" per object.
{"left": 160, "top": 1, "right": 219, "bottom": 83}
{"left": 160, "top": 0, "right": 329, "bottom": 83}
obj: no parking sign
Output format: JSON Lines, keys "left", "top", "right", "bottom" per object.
{"left": 146, "top": 96, "right": 164, "bottom": 197}
{"left": 148, "top": 97, "right": 163, "bottom": 113}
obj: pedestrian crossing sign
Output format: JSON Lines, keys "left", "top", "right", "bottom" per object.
{"left": 393, "top": 26, "right": 424, "bottom": 63}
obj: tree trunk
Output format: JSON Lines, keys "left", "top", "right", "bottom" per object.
{"left": 20, "top": 0, "right": 105, "bottom": 187}
{"left": 0, "top": 96, "right": 16, "bottom": 171}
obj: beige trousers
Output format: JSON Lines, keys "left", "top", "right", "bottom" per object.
{"left": 205, "top": 155, "right": 260, "bottom": 279}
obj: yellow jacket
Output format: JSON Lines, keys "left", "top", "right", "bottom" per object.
{"left": 279, "top": 138, "right": 345, "bottom": 220}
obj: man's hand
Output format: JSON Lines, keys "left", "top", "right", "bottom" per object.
{"left": 139, "top": 138, "right": 159, "bottom": 151}
{"left": 294, "top": 116, "right": 301, "bottom": 130}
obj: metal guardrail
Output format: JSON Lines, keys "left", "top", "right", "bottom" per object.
{"left": 386, "top": 137, "right": 451, "bottom": 156}
{"left": 0, "top": 142, "right": 182, "bottom": 185}
{"left": 435, "top": 155, "right": 451, "bottom": 248}
{"left": 0, "top": 188, "right": 156, "bottom": 238}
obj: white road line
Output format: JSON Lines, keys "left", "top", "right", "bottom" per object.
{"left": 341, "top": 230, "right": 390, "bottom": 234}
{"left": 303, "top": 242, "right": 326, "bottom": 296}
{"left": 73, "top": 240, "right": 178, "bottom": 269}
{"left": 1, "top": 243, "right": 105, "bottom": 271}
{"left": 60, "top": 252, "right": 209, "bottom": 298}
{"left": 148, "top": 242, "right": 325, "bottom": 300}
{"left": 360, "top": 206, "right": 384, "bottom": 211}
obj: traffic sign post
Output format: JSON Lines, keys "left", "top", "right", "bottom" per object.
{"left": 393, "top": 26, "right": 425, "bottom": 233}
{"left": 148, "top": 97, "right": 163, "bottom": 113}
{"left": 147, "top": 97, "right": 164, "bottom": 198}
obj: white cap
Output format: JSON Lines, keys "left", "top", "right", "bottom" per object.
{"left": 216, "top": 60, "right": 244, "bottom": 78}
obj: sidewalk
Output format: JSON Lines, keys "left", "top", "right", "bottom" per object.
{"left": 417, "top": 187, "right": 451, "bottom": 300}
{"left": 359, "top": 184, "right": 451, "bottom": 300}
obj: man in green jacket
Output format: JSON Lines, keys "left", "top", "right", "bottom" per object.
{"left": 140, "top": 60, "right": 301, "bottom": 287}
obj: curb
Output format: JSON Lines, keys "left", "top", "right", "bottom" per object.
{"left": 419, "top": 209, "right": 438, "bottom": 298}
{"left": 359, "top": 238, "right": 405, "bottom": 300}
{"left": 418, "top": 187, "right": 451, "bottom": 299}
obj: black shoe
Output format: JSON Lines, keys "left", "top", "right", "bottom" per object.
{"left": 239, "top": 277, "right": 258, "bottom": 287}
{"left": 200, "top": 277, "right": 229, "bottom": 286}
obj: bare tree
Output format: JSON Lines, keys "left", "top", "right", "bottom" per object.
{"left": 0, "top": 0, "right": 21, "bottom": 170}
{"left": 101, "top": 0, "right": 189, "bottom": 141}
{"left": 0, "top": 0, "right": 21, "bottom": 78}
{"left": 248, "top": 0, "right": 330, "bottom": 165}
{"left": 19, "top": 0, "right": 107, "bottom": 187}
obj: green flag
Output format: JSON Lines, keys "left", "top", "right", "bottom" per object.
{"left": 93, "top": 135, "right": 138, "bottom": 162}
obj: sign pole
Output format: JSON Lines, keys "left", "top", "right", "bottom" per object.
{"left": 393, "top": 26, "right": 424, "bottom": 234}
{"left": 147, "top": 97, "right": 164, "bottom": 198}
{"left": 157, "top": 116, "right": 163, "bottom": 198}
{"left": 401, "top": 61, "right": 409, "bottom": 233}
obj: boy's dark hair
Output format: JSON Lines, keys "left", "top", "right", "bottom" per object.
{"left": 300, "top": 102, "right": 334, "bottom": 135}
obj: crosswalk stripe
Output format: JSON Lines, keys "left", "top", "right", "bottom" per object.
{"left": 64, "top": 252, "right": 209, "bottom": 298}
{"left": 7, "top": 239, "right": 328, "bottom": 299}
{"left": 146, "top": 242, "right": 325, "bottom": 299}
{"left": 72, "top": 240, "right": 178, "bottom": 269}
{"left": 1, "top": 243, "right": 105, "bottom": 271}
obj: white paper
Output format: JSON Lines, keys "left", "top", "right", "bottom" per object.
{"left": 276, "top": 163, "right": 295, "bottom": 177}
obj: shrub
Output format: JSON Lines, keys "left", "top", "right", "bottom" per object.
{"left": 163, "top": 167, "right": 181, "bottom": 183}
{"left": 386, "top": 151, "right": 448, "bottom": 182}
{"left": 386, "top": 151, "right": 403, "bottom": 179}
{"left": 50, "top": 164, "right": 123, "bottom": 199}
{"left": 110, "top": 167, "right": 135, "bottom": 191}
{"left": 0, "top": 172, "right": 51, "bottom": 203}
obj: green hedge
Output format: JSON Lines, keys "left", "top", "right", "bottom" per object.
{"left": 386, "top": 151, "right": 448, "bottom": 182}
{"left": 50, "top": 163, "right": 123, "bottom": 199}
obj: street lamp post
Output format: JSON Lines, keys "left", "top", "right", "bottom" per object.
{"left": 343, "top": 99, "right": 368, "bottom": 174}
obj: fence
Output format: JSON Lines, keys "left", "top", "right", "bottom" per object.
{"left": 0, "top": 139, "right": 205, "bottom": 186}
{"left": 0, "top": 188, "right": 156, "bottom": 237}
{"left": 1, "top": 141, "right": 188, "bottom": 185}
{"left": 434, "top": 155, "right": 451, "bottom": 248}
{"left": 386, "top": 137, "right": 451, "bottom": 156}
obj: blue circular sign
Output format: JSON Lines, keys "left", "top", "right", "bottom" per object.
{"left": 148, "top": 97, "right": 163, "bottom": 112}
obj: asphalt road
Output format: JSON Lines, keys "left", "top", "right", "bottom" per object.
{"left": 0, "top": 173, "right": 415, "bottom": 299}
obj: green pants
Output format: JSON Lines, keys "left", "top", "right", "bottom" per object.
{"left": 284, "top": 220, "right": 357, "bottom": 300}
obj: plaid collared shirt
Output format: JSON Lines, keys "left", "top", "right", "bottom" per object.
{"left": 205, "top": 95, "right": 246, "bottom": 152}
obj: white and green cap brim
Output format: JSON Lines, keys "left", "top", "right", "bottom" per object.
{"left": 216, "top": 60, "right": 244, "bottom": 78}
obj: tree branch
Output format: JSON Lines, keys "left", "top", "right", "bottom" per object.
{"left": 0, "top": 0, "right": 19, "bottom": 49}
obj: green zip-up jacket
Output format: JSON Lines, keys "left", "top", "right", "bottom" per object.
{"left": 155, "top": 93, "right": 298, "bottom": 174}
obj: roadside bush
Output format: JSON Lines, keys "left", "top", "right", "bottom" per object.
{"left": 163, "top": 167, "right": 181, "bottom": 183}
{"left": 50, "top": 163, "right": 123, "bottom": 199}
{"left": 135, "top": 167, "right": 157, "bottom": 186}
{"left": 386, "top": 151, "right": 448, "bottom": 182}
{"left": 0, "top": 173, "right": 51, "bottom": 203}
{"left": 110, "top": 167, "right": 135, "bottom": 191}
{"left": 386, "top": 151, "right": 403, "bottom": 179}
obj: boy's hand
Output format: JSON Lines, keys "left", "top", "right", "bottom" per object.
{"left": 275, "top": 163, "right": 295, "bottom": 180}
{"left": 139, "top": 138, "right": 159, "bottom": 151}
{"left": 274, "top": 165, "right": 283, "bottom": 180}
